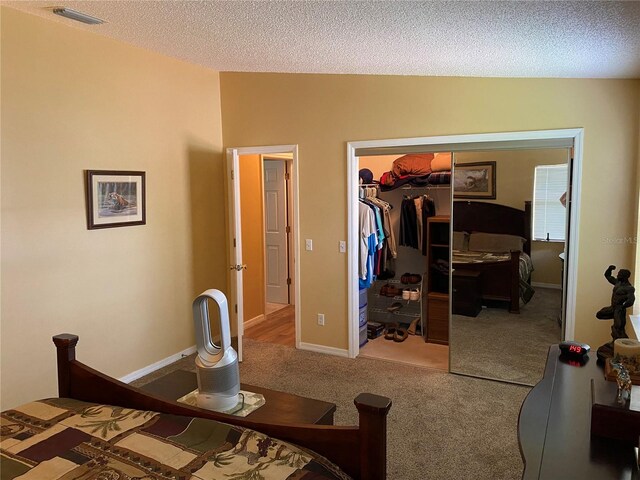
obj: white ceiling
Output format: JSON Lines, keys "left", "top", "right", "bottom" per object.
{"left": 5, "top": 1, "right": 640, "bottom": 79}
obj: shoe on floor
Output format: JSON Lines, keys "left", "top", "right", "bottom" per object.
{"left": 393, "top": 327, "right": 409, "bottom": 342}
{"left": 383, "top": 323, "right": 399, "bottom": 340}
{"left": 407, "top": 317, "right": 420, "bottom": 335}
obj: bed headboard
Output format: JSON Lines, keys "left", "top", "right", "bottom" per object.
{"left": 452, "top": 201, "right": 532, "bottom": 255}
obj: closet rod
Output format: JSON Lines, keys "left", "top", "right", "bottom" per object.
{"left": 398, "top": 184, "right": 450, "bottom": 190}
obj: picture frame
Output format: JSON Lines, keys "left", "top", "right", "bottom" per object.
{"left": 85, "top": 170, "right": 146, "bottom": 229}
{"left": 453, "top": 161, "right": 496, "bottom": 199}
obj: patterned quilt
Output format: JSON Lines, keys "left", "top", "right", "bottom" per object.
{"left": 0, "top": 398, "right": 350, "bottom": 480}
{"left": 451, "top": 250, "right": 535, "bottom": 303}
{"left": 451, "top": 250, "right": 533, "bottom": 284}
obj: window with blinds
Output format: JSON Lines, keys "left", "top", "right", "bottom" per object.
{"left": 533, "top": 164, "right": 568, "bottom": 242}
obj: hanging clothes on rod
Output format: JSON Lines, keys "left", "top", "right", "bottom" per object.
{"left": 358, "top": 199, "right": 378, "bottom": 288}
{"left": 358, "top": 184, "right": 398, "bottom": 285}
{"left": 420, "top": 194, "right": 436, "bottom": 255}
{"left": 399, "top": 196, "right": 419, "bottom": 249}
{"left": 398, "top": 189, "right": 436, "bottom": 254}
{"left": 364, "top": 187, "right": 396, "bottom": 259}
{"left": 361, "top": 189, "right": 385, "bottom": 280}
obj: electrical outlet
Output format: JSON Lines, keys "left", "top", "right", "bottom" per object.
{"left": 305, "top": 239, "right": 313, "bottom": 251}
{"left": 317, "top": 313, "right": 325, "bottom": 326}
{"left": 339, "top": 240, "right": 346, "bottom": 253}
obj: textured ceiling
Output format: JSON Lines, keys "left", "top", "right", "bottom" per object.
{"left": 4, "top": 1, "right": 640, "bottom": 78}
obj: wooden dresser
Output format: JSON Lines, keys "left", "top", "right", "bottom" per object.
{"left": 424, "top": 215, "right": 450, "bottom": 345}
{"left": 519, "top": 346, "right": 639, "bottom": 479}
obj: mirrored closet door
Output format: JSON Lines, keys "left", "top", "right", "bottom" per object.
{"left": 448, "top": 148, "right": 570, "bottom": 386}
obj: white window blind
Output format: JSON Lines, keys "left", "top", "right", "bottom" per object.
{"left": 533, "top": 164, "right": 568, "bottom": 242}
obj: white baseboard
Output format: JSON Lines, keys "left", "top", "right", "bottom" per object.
{"left": 298, "top": 342, "right": 350, "bottom": 358}
{"left": 244, "top": 314, "right": 265, "bottom": 329}
{"left": 119, "top": 344, "right": 197, "bottom": 384}
{"left": 531, "top": 282, "right": 562, "bottom": 290}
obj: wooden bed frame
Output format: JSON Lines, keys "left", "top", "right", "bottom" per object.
{"left": 53, "top": 334, "right": 391, "bottom": 480}
{"left": 452, "top": 201, "right": 532, "bottom": 314}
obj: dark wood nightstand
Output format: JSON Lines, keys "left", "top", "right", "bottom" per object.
{"left": 139, "top": 369, "right": 336, "bottom": 425}
{"left": 452, "top": 269, "right": 482, "bottom": 317}
{"left": 520, "top": 346, "right": 639, "bottom": 479}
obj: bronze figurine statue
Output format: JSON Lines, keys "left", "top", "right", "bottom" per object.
{"left": 612, "top": 362, "right": 632, "bottom": 404}
{"left": 596, "top": 265, "right": 636, "bottom": 361}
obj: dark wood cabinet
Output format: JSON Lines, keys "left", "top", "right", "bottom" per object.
{"left": 452, "top": 269, "right": 482, "bottom": 317}
{"left": 425, "top": 216, "right": 450, "bottom": 344}
{"left": 140, "top": 369, "right": 336, "bottom": 425}
{"left": 519, "top": 346, "right": 639, "bottom": 479}
{"left": 426, "top": 292, "right": 449, "bottom": 344}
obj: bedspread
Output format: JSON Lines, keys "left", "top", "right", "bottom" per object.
{"left": 452, "top": 250, "right": 532, "bottom": 281}
{"left": 452, "top": 250, "right": 535, "bottom": 303}
{"left": 0, "top": 398, "right": 350, "bottom": 480}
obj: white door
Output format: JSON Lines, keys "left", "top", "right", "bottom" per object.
{"left": 263, "top": 160, "right": 289, "bottom": 304}
{"left": 226, "top": 148, "right": 244, "bottom": 361}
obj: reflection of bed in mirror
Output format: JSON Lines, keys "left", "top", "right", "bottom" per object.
{"left": 452, "top": 201, "right": 533, "bottom": 314}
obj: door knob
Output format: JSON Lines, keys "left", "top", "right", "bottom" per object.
{"left": 229, "top": 264, "right": 247, "bottom": 271}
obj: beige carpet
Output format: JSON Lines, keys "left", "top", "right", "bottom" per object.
{"left": 450, "top": 287, "right": 562, "bottom": 386}
{"left": 133, "top": 338, "right": 529, "bottom": 480}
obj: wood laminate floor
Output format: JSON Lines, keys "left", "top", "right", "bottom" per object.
{"left": 244, "top": 305, "right": 448, "bottom": 371}
{"left": 245, "top": 305, "right": 295, "bottom": 347}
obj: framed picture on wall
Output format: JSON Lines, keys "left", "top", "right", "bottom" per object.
{"left": 453, "top": 161, "right": 496, "bottom": 199}
{"left": 85, "top": 170, "right": 146, "bottom": 229}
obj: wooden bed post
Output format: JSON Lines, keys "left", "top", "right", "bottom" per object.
{"left": 355, "top": 393, "right": 392, "bottom": 480}
{"left": 50, "top": 334, "right": 392, "bottom": 479}
{"left": 524, "top": 201, "right": 532, "bottom": 256}
{"left": 53, "top": 334, "right": 79, "bottom": 398}
{"left": 509, "top": 250, "right": 520, "bottom": 313}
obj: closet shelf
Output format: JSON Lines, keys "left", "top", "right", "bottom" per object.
{"left": 373, "top": 294, "right": 420, "bottom": 302}
{"left": 368, "top": 307, "right": 420, "bottom": 318}
{"left": 373, "top": 276, "right": 426, "bottom": 286}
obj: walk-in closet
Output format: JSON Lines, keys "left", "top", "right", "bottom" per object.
{"left": 357, "top": 153, "right": 451, "bottom": 370}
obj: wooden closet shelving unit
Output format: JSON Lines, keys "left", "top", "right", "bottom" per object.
{"left": 424, "top": 215, "right": 450, "bottom": 345}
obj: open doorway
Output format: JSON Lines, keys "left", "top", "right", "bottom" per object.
{"left": 242, "top": 153, "right": 295, "bottom": 347}
{"left": 347, "top": 129, "right": 583, "bottom": 384}
{"left": 263, "top": 156, "right": 293, "bottom": 311}
{"left": 226, "top": 146, "right": 300, "bottom": 360}
{"left": 356, "top": 152, "right": 452, "bottom": 371}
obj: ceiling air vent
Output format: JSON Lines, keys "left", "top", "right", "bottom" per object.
{"left": 52, "top": 7, "right": 105, "bottom": 25}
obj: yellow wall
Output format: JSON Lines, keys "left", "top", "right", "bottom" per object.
{"left": 239, "top": 154, "right": 265, "bottom": 321}
{"left": 219, "top": 72, "right": 640, "bottom": 350}
{"left": 1, "top": 8, "right": 226, "bottom": 408}
{"left": 455, "top": 149, "right": 569, "bottom": 285}
{"left": 2, "top": 8, "right": 639, "bottom": 409}
{"left": 635, "top": 106, "right": 640, "bottom": 317}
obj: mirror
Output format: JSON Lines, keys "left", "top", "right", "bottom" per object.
{"left": 449, "top": 148, "right": 570, "bottom": 386}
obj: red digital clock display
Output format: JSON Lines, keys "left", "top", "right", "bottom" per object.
{"left": 559, "top": 341, "right": 590, "bottom": 360}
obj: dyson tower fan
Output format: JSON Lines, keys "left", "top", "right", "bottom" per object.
{"left": 192, "top": 289, "right": 240, "bottom": 411}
